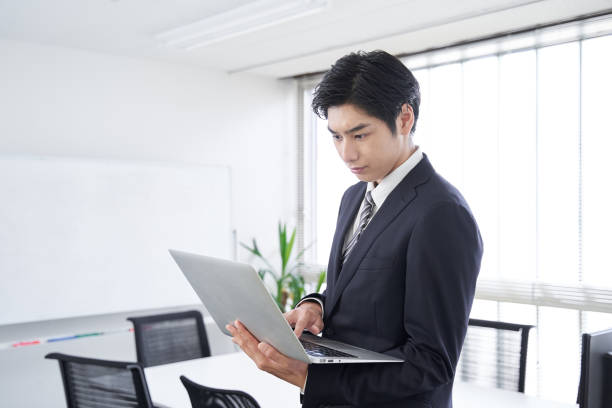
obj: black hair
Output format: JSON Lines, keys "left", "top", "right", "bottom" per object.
{"left": 311, "top": 50, "right": 420, "bottom": 135}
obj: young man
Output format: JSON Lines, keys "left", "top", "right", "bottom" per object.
{"left": 227, "top": 50, "right": 483, "bottom": 408}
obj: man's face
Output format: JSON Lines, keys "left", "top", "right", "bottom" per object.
{"left": 327, "top": 103, "right": 413, "bottom": 184}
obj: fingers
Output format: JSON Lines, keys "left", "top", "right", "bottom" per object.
{"left": 227, "top": 320, "right": 279, "bottom": 373}
{"left": 257, "top": 342, "right": 302, "bottom": 375}
{"left": 308, "top": 321, "right": 323, "bottom": 335}
{"left": 226, "top": 320, "right": 309, "bottom": 388}
{"left": 284, "top": 308, "right": 309, "bottom": 337}
{"left": 227, "top": 321, "right": 287, "bottom": 371}
{"left": 285, "top": 303, "right": 323, "bottom": 327}
{"left": 293, "top": 318, "right": 306, "bottom": 338}
{"left": 257, "top": 342, "right": 287, "bottom": 366}
{"left": 283, "top": 309, "right": 298, "bottom": 326}
{"left": 298, "top": 307, "right": 324, "bottom": 336}
{"left": 226, "top": 321, "right": 258, "bottom": 356}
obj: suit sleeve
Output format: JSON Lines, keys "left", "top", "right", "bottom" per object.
{"left": 297, "top": 292, "right": 326, "bottom": 316}
{"left": 302, "top": 202, "right": 483, "bottom": 407}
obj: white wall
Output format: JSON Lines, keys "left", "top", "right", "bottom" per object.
{"left": 0, "top": 38, "right": 298, "bottom": 266}
{"left": 0, "top": 38, "right": 298, "bottom": 407}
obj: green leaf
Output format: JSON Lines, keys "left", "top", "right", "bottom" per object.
{"left": 239, "top": 240, "right": 260, "bottom": 256}
{"left": 289, "top": 274, "right": 306, "bottom": 309}
{"left": 241, "top": 239, "right": 277, "bottom": 274}
{"left": 278, "top": 222, "right": 287, "bottom": 274}
{"left": 240, "top": 239, "right": 267, "bottom": 263}
{"left": 242, "top": 221, "right": 322, "bottom": 312}
{"left": 283, "top": 227, "right": 296, "bottom": 272}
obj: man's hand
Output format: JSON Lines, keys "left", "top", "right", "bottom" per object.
{"left": 284, "top": 301, "right": 324, "bottom": 338}
{"left": 226, "top": 320, "right": 308, "bottom": 389}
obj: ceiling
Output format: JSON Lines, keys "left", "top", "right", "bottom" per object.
{"left": 0, "top": 0, "right": 611, "bottom": 78}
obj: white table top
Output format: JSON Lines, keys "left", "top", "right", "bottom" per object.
{"left": 146, "top": 352, "right": 301, "bottom": 408}
{"left": 145, "top": 352, "right": 577, "bottom": 408}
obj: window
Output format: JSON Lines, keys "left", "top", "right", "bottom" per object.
{"left": 299, "top": 14, "right": 612, "bottom": 404}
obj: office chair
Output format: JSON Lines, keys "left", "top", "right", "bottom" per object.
{"left": 456, "top": 318, "right": 534, "bottom": 393}
{"left": 577, "top": 329, "right": 612, "bottom": 408}
{"left": 180, "top": 375, "right": 261, "bottom": 408}
{"left": 127, "top": 310, "right": 211, "bottom": 367}
{"left": 603, "top": 352, "right": 612, "bottom": 408}
{"left": 45, "top": 352, "right": 155, "bottom": 408}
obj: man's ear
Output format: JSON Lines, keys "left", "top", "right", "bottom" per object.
{"left": 397, "top": 103, "right": 414, "bottom": 136}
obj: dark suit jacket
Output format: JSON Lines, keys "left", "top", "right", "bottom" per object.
{"left": 301, "top": 154, "right": 483, "bottom": 408}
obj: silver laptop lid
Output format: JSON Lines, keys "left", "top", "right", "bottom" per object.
{"left": 169, "top": 249, "right": 310, "bottom": 363}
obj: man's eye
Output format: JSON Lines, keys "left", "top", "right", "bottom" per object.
{"left": 332, "top": 134, "right": 341, "bottom": 140}
{"left": 355, "top": 134, "right": 366, "bottom": 139}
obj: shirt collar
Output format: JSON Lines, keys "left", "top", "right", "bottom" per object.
{"left": 367, "top": 146, "right": 423, "bottom": 209}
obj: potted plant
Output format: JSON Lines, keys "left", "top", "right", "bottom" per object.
{"left": 241, "top": 222, "right": 326, "bottom": 313}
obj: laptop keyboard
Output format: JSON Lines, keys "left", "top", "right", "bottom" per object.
{"left": 300, "top": 339, "right": 356, "bottom": 358}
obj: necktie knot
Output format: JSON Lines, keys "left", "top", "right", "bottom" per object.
{"left": 365, "top": 191, "right": 374, "bottom": 207}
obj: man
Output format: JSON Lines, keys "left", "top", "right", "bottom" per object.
{"left": 227, "top": 50, "right": 483, "bottom": 407}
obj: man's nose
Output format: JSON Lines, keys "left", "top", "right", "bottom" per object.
{"left": 341, "top": 140, "right": 358, "bottom": 162}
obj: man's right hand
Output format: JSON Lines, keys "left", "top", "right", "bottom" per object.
{"left": 283, "top": 301, "right": 324, "bottom": 338}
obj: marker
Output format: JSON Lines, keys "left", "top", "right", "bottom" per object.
{"left": 11, "top": 340, "right": 41, "bottom": 348}
{"left": 75, "top": 332, "right": 103, "bottom": 339}
{"left": 47, "top": 335, "right": 78, "bottom": 343}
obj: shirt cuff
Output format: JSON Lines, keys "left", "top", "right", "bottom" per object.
{"left": 296, "top": 297, "right": 324, "bottom": 317}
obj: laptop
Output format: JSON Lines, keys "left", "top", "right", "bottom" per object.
{"left": 169, "top": 249, "right": 402, "bottom": 364}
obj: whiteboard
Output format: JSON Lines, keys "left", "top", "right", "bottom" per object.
{"left": 0, "top": 156, "right": 232, "bottom": 325}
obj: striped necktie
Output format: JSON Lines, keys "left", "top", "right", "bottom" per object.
{"left": 342, "top": 191, "right": 375, "bottom": 264}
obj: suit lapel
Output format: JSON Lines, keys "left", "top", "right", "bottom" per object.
{"left": 325, "top": 183, "right": 366, "bottom": 303}
{"left": 325, "top": 155, "right": 435, "bottom": 318}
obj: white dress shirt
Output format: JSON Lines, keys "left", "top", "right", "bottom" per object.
{"left": 342, "top": 146, "right": 423, "bottom": 252}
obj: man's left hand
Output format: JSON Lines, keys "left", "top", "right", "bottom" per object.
{"left": 226, "top": 320, "right": 308, "bottom": 389}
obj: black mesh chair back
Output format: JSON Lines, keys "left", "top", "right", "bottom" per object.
{"left": 127, "top": 310, "right": 211, "bottom": 367}
{"left": 45, "top": 352, "right": 154, "bottom": 408}
{"left": 577, "top": 329, "right": 612, "bottom": 408}
{"left": 602, "top": 352, "right": 612, "bottom": 408}
{"left": 180, "top": 376, "right": 261, "bottom": 408}
{"left": 456, "top": 318, "right": 534, "bottom": 392}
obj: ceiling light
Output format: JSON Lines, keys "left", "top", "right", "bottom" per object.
{"left": 156, "top": 0, "right": 328, "bottom": 51}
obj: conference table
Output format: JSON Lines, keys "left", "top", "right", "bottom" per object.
{"left": 145, "top": 352, "right": 577, "bottom": 408}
